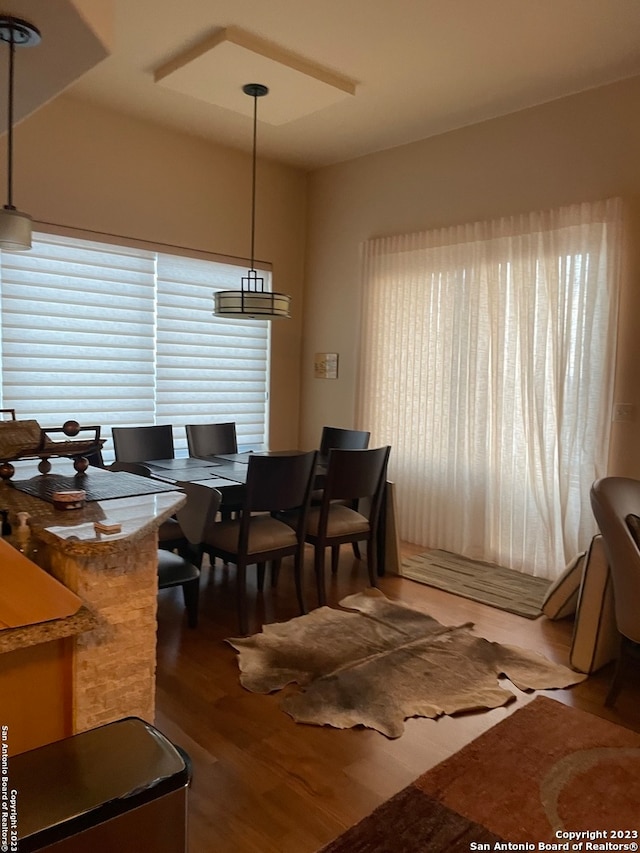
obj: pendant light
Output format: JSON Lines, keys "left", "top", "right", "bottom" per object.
{"left": 213, "top": 83, "right": 291, "bottom": 320}
{"left": 0, "top": 16, "right": 41, "bottom": 251}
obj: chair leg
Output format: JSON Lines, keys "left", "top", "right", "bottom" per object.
{"left": 271, "top": 559, "right": 281, "bottom": 587}
{"left": 315, "top": 546, "right": 327, "bottom": 606}
{"left": 351, "top": 503, "right": 362, "bottom": 561}
{"left": 366, "top": 536, "right": 378, "bottom": 588}
{"left": 237, "top": 563, "right": 248, "bottom": 635}
{"left": 331, "top": 545, "right": 340, "bottom": 575}
{"left": 182, "top": 579, "right": 200, "bottom": 629}
{"left": 257, "top": 562, "right": 266, "bottom": 591}
{"left": 179, "top": 543, "right": 204, "bottom": 570}
{"left": 294, "top": 552, "right": 306, "bottom": 615}
{"left": 219, "top": 510, "right": 232, "bottom": 566}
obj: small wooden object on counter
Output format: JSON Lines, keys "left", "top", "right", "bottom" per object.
{"left": 93, "top": 519, "right": 123, "bottom": 534}
{"left": 0, "top": 410, "right": 105, "bottom": 480}
{"left": 51, "top": 489, "right": 86, "bottom": 511}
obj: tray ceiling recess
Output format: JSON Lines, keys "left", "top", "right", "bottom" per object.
{"left": 154, "top": 26, "right": 356, "bottom": 126}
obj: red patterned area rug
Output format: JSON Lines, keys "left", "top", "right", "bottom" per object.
{"left": 319, "top": 697, "right": 640, "bottom": 852}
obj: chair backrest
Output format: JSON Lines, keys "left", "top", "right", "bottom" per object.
{"left": 317, "top": 446, "right": 391, "bottom": 544}
{"left": 322, "top": 446, "right": 390, "bottom": 504}
{"left": 108, "top": 461, "right": 152, "bottom": 477}
{"left": 175, "top": 482, "right": 222, "bottom": 545}
{"left": 319, "top": 426, "right": 370, "bottom": 459}
{"left": 185, "top": 422, "right": 238, "bottom": 457}
{"left": 243, "top": 451, "right": 318, "bottom": 515}
{"left": 87, "top": 450, "right": 105, "bottom": 468}
{"left": 112, "top": 424, "right": 174, "bottom": 463}
{"left": 590, "top": 476, "right": 640, "bottom": 643}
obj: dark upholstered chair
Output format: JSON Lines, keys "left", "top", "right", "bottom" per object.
{"left": 590, "top": 476, "right": 640, "bottom": 705}
{"left": 112, "top": 424, "right": 174, "bottom": 463}
{"left": 202, "top": 451, "right": 317, "bottom": 635}
{"left": 158, "top": 482, "right": 222, "bottom": 628}
{"left": 303, "top": 446, "right": 390, "bottom": 606}
{"left": 186, "top": 422, "right": 238, "bottom": 458}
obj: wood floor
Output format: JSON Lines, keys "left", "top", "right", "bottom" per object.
{"left": 154, "top": 544, "right": 640, "bottom": 853}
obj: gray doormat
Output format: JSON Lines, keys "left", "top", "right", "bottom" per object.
{"left": 400, "top": 549, "right": 551, "bottom": 619}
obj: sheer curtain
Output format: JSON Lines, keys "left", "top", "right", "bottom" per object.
{"left": 357, "top": 199, "right": 622, "bottom": 579}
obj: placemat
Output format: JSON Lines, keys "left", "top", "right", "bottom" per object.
{"left": 145, "top": 458, "right": 220, "bottom": 470}
{"left": 206, "top": 463, "right": 248, "bottom": 484}
{"left": 11, "top": 470, "right": 179, "bottom": 503}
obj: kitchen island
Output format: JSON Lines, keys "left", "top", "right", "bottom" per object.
{"left": 0, "top": 469, "right": 185, "bottom": 755}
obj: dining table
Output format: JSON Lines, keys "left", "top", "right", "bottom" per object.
{"left": 145, "top": 451, "right": 329, "bottom": 488}
{"left": 139, "top": 451, "right": 399, "bottom": 576}
{"left": 144, "top": 454, "right": 247, "bottom": 482}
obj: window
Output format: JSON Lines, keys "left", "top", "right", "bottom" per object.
{"left": 0, "top": 229, "right": 271, "bottom": 459}
{"left": 357, "top": 199, "right": 622, "bottom": 579}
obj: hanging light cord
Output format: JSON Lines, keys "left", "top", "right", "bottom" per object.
{"left": 249, "top": 89, "right": 258, "bottom": 272}
{"left": 212, "top": 82, "right": 290, "bottom": 319}
{"left": 5, "top": 29, "right": 15, "bottom": 210}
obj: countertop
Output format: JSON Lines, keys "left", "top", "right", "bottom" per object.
{"left": 0, "top": 605, "right": 98, "bottom": 655}
{"left": 0, "top": 466, "right": 185, "bottom": 557}
{"left": 0, "top": 464, "right": 186, "bottom": 652}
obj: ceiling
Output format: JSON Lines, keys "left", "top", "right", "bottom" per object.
{"left": 8, "top": 0, "right": 640, "bottom": 170}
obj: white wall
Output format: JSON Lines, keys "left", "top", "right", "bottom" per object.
{"left": 302, "top": 75, "right": 640, "bottom": 476}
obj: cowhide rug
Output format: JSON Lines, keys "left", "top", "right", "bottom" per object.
{"left": 227, "top": 589, "right": 586, "bottom": 738}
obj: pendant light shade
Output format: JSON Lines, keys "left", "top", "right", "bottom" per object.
{"left": 214, "top": 278, "right": 292, "bottom": 318}
{"left": 0, "top": 16, "right": 41, "bottom": 252}
{"left": 213, "top": 83, "right": 291, "bottom": 320}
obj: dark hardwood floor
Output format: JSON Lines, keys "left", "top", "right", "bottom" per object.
{"left": 154, "top": 544, "right": 640, "bottom": 853}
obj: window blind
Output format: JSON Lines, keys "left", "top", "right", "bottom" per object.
{"left": 156, "top": 253, "right": 270, "bottom": 455}
{"left": 0, "top": 230, "right": 270, "bottom": 460}
{"left": 0, "top": 233, "right": 157, "bottom": 428}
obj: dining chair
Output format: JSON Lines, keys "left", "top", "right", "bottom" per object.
{"left": 86, "top": 450, "right": 105, "bottom": 468}
{"left": 316, "top": 425, "right": 372, "bottom": 559}
{"left": 185, "top": 422, "right": 238, "bottom": 458}
{"left": 318, "top": 425, "right": 371, "bottom": 461}
{"left": 202, "top": 451, "right": 318, "bottom": 635}
{"left": 112, "top": 424, "right": 174, "bottom": 463}
{"left": 185, "top": 421, "right": 242, "bottom": 522}
{"left": 158, "top": 482, "right": 222, "bottom": 628}
{"left": 590, "top": 476, "right": 640, "bottom": 705}
{"left": 301, "top": 446, "right": 391, "bottom": 607}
